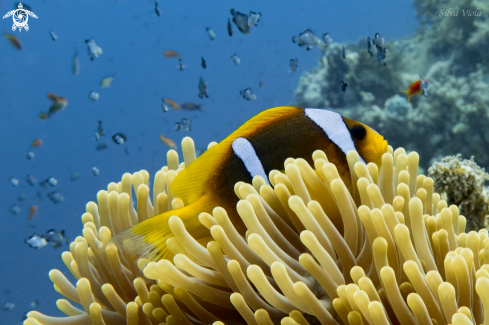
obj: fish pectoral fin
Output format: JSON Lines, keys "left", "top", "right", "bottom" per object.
{"left": 111, "top": 197, "right": 212, "bottom": 262}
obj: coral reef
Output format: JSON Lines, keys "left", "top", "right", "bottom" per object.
{"left": 25, "top": 137, "right": 489, "bottom": 325}
{"left": 428, "top": 154, "right": 489, "bottom": 230}
{"left": 294, "top": 0, "right": 489, "bottom": 168}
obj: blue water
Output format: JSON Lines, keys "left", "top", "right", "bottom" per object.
{"left": 0, "top": 0, "right": 416, "bottom": 323}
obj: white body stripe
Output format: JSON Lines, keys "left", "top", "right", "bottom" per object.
{"left": 305, "top": 108, "right": 365, "bottom": 163}
{"left": 232, "top": 137, "right": 270, "bottom": 185}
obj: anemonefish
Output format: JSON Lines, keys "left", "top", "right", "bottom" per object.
{"left": 114, "top": 106, "right": 388, "bottom": 261}
{"left": 402, "top": 76, "right": 429, "bottom": 102}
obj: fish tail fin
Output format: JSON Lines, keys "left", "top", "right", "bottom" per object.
{"left": 111, "top": 196, "right": 212, "bottom": 262}
{"left": 401, "top": 90, "right": 412, "bottom": 102}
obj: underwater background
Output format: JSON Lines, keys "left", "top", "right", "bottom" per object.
{"left": 1, "top": 0, "right": 487, "bottom": 323}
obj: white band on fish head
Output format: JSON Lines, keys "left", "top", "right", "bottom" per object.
{"left": 305, "top": 108, "right": 366, "bottom": 163}
{"left": 232, "top": 137, "right": 270, "bottom": 185}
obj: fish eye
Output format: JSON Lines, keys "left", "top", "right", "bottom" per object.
{"left": 351, "top": 125, "right": 367, "bottom": 140}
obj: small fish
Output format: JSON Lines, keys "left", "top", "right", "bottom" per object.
{"left": 376, "top": 47, "right": 387, "bottom": 65}
{"left": 94, "top": 121, "right": 104, "bottom": 140}
{"left": 85, "top": 39, "right": 103, "bottom": 60}
{"left": 231, "top": 53, "right": 240, "bottom": 65}
{"left": 227, "top": 18, "right": 233, "bottom": 36}
{"left": 26, "top": 151, "right": 35, "bottom": 160}
{"left": 198, "top": 76, "right": 208, "bottom": 99}
{"left": 201, "top": 57, "right": 206, "bottom": 69}
{"left": 45, "top": 92, "right": 68, "bottom": 117}
{"left": 100, "top": 75, "right": 115, "bottom": 88}
{"left": 163, "top": 98, "right": 179, "bottom": 110}
{"left": 26, "top": 174, "right": 37, "bottom": 186}
{"left": 181, "top": 118, "right": 191, "bottom": 131}
{"left": 3, "top": 302, "right": 15, "bottom": 311}
{"left": 89, "top": 91, "right": 100, "bottom": 102}
{"left": 322, "top": 32, "right": 333, "bottom": 46}
{"left": 72, "top": 48, "right": 80, "bottom": 76}
{"left": 292, "top": 29, "right": 320, "bottom": 50}
{"left": 31, "top": 139, "right": 42, "bottom": 147}
{"left": 9, "top": 204, "right": 20, "bottom": 215}
{"left": 96, "top": 143, "right": 107, "bottom": 150}
{"left": 24, "top": 234, "right": 47, "bottom": 249}
{"left": 367, "top": 37, "right": 377, "bottom": 57}
{"left": 258, "top": 81, "right": 263, "bottom": 89}
{"left": 230, "top": 9, "right": 250, "bottom": 34}
{"left": 159, "top": 134, "right": 177, "bottom": 149}
{"left": 154, "top": 1, "right": 161, "bottom": 16}
{"left": 28, "top": 205, "right": 37, "bottom": 222}
{"left": 248, "top": 11, "right": 261, "bottom": 26}
{"left": 180, "top": 102, "right": 202, "bottom": 111}
{"left": 240, "top": 87, "right": 257, "bottom": 100}
{"left": 4, "top": 33, "right": 21, "bottom": 50}
{"left": 206, "top": 27, "right": 216, "bottom": 40}
{"left": 10, "top": 177, "right": 19, "bottom": 186}
{"left": 38, "top": 112, "right": 48, "bottom": 120}
{"left": 30, "top": 301, "right": 39, "bottom": 308}
{"left": 161, "top": 98, "right": 170, "bottom": 112}
{"left": 18, "top": 194, "right": 25, "bottom": 201}
{"left": 45, "top": 229, "right": 67, "bottom": 248}
{"left": 71, "top": 172, "right": 79, "bottom": 181}
{"left": 125, "top": 147, "right": 130, "bottom": 156}
{"left": 47, "top": 177, "right": 57, "bottom": 186}
{"left": 112, "top": 133, "right": 126, "bottom": 145}
{"left": 177, "top": 58, "right": 185, "bottom": 71}
{"left": 341, "top": 45, "right": 346, "bottom": 59}
{"left": 174, "top": 119, "right": 191, "bottom": 132}
{"left": 48, "top": 191, "right": 64, "bottom": 203}
{"left": 162, "top": 50, "right": 181, "bottom": 58}
{"left": 92, "top": 166, "right": 100, "bottom": 176}
{"left": 49, "top": 30, "right": 57, "bottom": 41}
{"left": 340, "top": 81, "right": 348, "bottom": 92}
{"left": 373, "top": 32, "right": 384, "bottom": 48}
{"left": 289, "top": 58, "right": 298, "bottom": 73}
{"left": 402, "top": 76, "right": 429, "bottom": 102}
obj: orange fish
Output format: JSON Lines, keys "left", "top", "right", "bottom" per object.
{"left": 163, "top": 98, "right": 179, "bottom": 110}
{"left": 28, "top": 205, "right": 37, "bottom": 222}
{"left": 31, "top": 139, "right": 42, "bottom": 147}
{"left": 162, "top": 50, "right": 181, "bottom": 58}
{"left": 44, "top": 92, "right": 68, "bottom": 117}
{"left": 4, "top": 33, "right": 21, "bottom": 50}
{"left": 159, "top": 134, "right": 176, "bottom": 149}
{"left": 402, "top": 76, "right": 429, "bottom": 102}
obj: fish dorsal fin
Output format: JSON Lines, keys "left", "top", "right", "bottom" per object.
{"left": 169, "top": 106, "right": 301, "bottom": 204}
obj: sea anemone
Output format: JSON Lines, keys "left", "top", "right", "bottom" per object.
{"left": 25, "top": 136, "right": 489, "bottom": 325}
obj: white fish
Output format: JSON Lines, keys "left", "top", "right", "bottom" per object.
{"left": 230, "top": 9, "right": 250, "bottom": 34}
{"left": 161, "top": 98, "right": 170, "bottom": 112}
{"left": 322, "top": 32, "right": 333, "bottom": 45}
{"left": 89, "top": 91, "right": 100, "bottom": 101}
{"left": 206, "top": 27, "right": 216, "bottom": 40}
{"left": 289, "top": 58, "right": 298, "bottom": 73}
{"left": 26, "top": 151, "right": 35, "bottom": 159}
{"left": 292, "top": 29, "right": 321, "bottom": 50}
{"left": 10, "top": 177, "right": 19, "bottom": 186}
{"left": 47, "top": 177, "right": 57, "bottom": 186}
{"left": 85, "top": 39, "right": 103, "bottom": 60}
{"left": 112, "top": 133, "right": 126, "bottom": 145}
{"left": 248, "top": 11, "right": 261, "bottom": 26}
{"left": 240, "top": 87, "right": 257, "bottom": 100}
{"left": 198, "top": 77, "right": 208, "bottom": 99}
{"left": 72, "top": 48, "right": 80, "bottom": 76}
{"left": 231, "top": 53, "right": 240, "bottom": 65}
{"left": 373, "top": 33, "right": 384, "bottom": 48}
{"left": 49, "top": 30, "right": 57, "bottom": 41}
{"left": 25, "top": 234, "right": 48, "bottom": 249}
{"left": 420, "top": 76, "right": 429, "bottom": 96}
{"left": 92, "top": 166, "right": 100, "bottom": 176}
